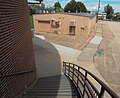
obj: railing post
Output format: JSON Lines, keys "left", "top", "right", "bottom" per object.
{"left": 99, "top": 87, "right": 105, "bottom": 98}
{"left": 83, "top": 71, "right": 87, "bottom": 98}
{"left": 77, "top": 67, "right": 80, "bottom": 88}
{"left": 72, "top": 64, "right": 75, "bottom": 80}
{"left": 68, "top": 63, "right": 70, "bottom": 77}
{"left": 63, "top": 61, "right": 66, "bottom": 75}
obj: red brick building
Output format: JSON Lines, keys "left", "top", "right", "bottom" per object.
{"left": 0, "top": 0, "right": 36, "bottom": 98}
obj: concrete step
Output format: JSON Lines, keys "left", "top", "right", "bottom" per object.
{"left": 22, "top": 92, "right": 78, "bottom": 96}
{"left": 21, "top": 75, "right": 79, "bottom": 98}
{"left": 22, "top": 95, "right": 78, "bottom": 98}
{"left": 29, "top": 87, "right": 75, "bottom": 90}
{"left": 25, "top": 89, "right": 77, "bottom": 93}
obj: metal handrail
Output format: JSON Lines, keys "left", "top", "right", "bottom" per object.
{"left": 63, "top": 61, "right": 120, "bottom": 98}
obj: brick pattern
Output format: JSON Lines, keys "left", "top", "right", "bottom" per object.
{"left": 0, "top": 0, "right": 36, "bottom": 98}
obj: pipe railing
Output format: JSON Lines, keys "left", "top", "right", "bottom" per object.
{"left": 63, "top": 61, "right": 120, "bottom": 98}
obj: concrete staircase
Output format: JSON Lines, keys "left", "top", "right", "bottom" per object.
{"left": 21, "top": 75, "right": 79, "bottom": 98}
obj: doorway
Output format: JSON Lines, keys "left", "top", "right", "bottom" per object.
{"left": 69, "top": 26, "right": 75, "bottom": 35}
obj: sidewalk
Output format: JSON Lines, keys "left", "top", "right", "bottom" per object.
{"left": 94, "top": 21, "right": 120, "bottom": 96}
{"left": 73, "top": 22, "right": 105, "bottom": 82}
{"left": 33, "top": 35, "right": 82, "bottom": 63}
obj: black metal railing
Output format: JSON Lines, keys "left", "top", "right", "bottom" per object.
{"left": 63, "top": 61, "right": 120, "bottom": 98}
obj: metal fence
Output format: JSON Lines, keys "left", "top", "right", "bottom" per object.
{"left": 63, "top": 61, "right": 120, "bottom": 98}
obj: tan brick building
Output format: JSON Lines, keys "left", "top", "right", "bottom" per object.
{"left": 33, "top": 13, "right": 96, "bottom": 38}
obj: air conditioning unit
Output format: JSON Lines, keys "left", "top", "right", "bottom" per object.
{"left": 70, "top": 20, "right": 75, "bottom": 26}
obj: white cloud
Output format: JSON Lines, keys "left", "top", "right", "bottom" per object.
{"left": 85, "top": 1, "right": 120, "bottom": 12}
{"left": 43, "top": 0, "right": 57, "bottom": 7}
{"left": 28, "top": 0, "right": 39, "bottom": 2}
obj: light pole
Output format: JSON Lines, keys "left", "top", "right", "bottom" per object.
{"left": 97, "top": 0, "right": 100, "bottom": 21}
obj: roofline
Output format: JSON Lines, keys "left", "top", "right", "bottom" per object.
{"left": 62, "top": 13, "right": 96, "bottom": 18}
{"left": 33, "top": 13, "right": 96, "bottom": 18}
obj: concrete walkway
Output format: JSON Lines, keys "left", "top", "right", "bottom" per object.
{"left": 94, "top": 21, "right": 120, "bottom": 96}
{"left": 33, "top": 35, "right": 81, "bottom": 63}
{"left": 33, "top": 43, "right": 61, "bottom": 78}
{"left": 73, "top": 23, "right": 105, "bottom": 82}
{"left": 33, "top": 35, "right": 81, "bottom": 78}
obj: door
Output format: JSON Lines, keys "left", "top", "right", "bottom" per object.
{"left": 69, "top": 26, "right": 75, "bottom": 35}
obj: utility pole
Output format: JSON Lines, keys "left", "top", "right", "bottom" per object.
{"left": 97, "top": 0, "right": 100, "bottom": 22}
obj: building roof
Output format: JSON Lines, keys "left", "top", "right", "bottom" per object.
{"left": 34, "top": 12, "right": 96, "bottom": 18}
{"left": 62, "top": 12, "right": 96, "bottom": 18}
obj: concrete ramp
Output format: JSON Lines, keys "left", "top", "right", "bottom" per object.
{"left": 90, "top": 36, "right": 102, "bottom": 45}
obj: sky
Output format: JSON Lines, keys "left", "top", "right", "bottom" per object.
{"left": 28, "top": 0, "right": 120, "bottom": 12}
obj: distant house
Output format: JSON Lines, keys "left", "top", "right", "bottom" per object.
{"left": 116, "top": 14, "right": 120, "bottom": 19}
{"left": 98, "top": 13, "right": 107, "bottom": 20}
{"left": 35, "top": 10, "right": 43, "bottom": 14}
{"left": 33, "top": 13, "right": 96, "bottom": 38}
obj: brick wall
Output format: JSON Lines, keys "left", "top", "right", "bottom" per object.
{"left": 0, "top": 0, "right": 36, "bottom": 98}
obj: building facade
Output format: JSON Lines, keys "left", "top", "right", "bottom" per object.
{"left": 0, "top": 0, "right": 36, "bottom": 98}
{"left": 33, "top": 13, "right": 96, "bottom": 38}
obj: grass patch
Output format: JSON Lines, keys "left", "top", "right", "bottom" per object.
{"left": 29, "top": 15, "right": 34, "bottom": 29}
{"left": 95, "top": 49, "right": 104, "bottom": 56}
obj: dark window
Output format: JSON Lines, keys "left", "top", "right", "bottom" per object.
{"left": 69, "top": 26, "right": 75, "bottom": 35}
{"left": 38, "top": 20, "right": 50, "bottom": 24}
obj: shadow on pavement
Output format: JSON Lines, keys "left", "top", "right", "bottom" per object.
{"left": 32, "top": 36, "right": 62, "bottom": 97}
{"left": 33, "top": 36, "right": 62, "bottom": 78}
{"left": 21, "top": 35, "right": 81, "bottom": 97}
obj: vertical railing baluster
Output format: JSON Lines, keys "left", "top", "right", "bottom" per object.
{"left": 62, "top": 62, "right": 119, "bottom": 98}
{"left": 77, "top": 67, "right": 80, "bottom": 88}
{"left": 64, "top": 62, "right": 66, "bottom": 75}
{"left": 72, "top": 64, "right": 75, "bottom": 81}
{"left": 99, "top": 87, "right": 105, "bottom": 98}
{"left": 68, "top": 63, "right": 70, "bottom": 77}
{"left": 83, "top": 71, "right": 87, "bottom": 98}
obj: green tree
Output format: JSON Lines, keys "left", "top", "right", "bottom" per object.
{"left": 104, "top": 4, "right": 114, "bottom": 19}
{"left": 29, "top": 4, "right": 41, "bottom": 10}
{"left": 47, "top": 7, "right": 55, "bottom": 13}
{"left": 77, "top": 1, "right": 87, "bottom": 12}
{"left": 41, "top": 3, "right": 45, "bottom": 10}
{"left": 64, "top": 0, "right": 87, "bottom": 12}
{"left": 64, "top": 0, "right": 77, "bottom": 12}
{"left": 28, "top": 3, "right": 46, "bottom": 14}
{"left": 54, "top": 2, "right": 62, "bottom": 12}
